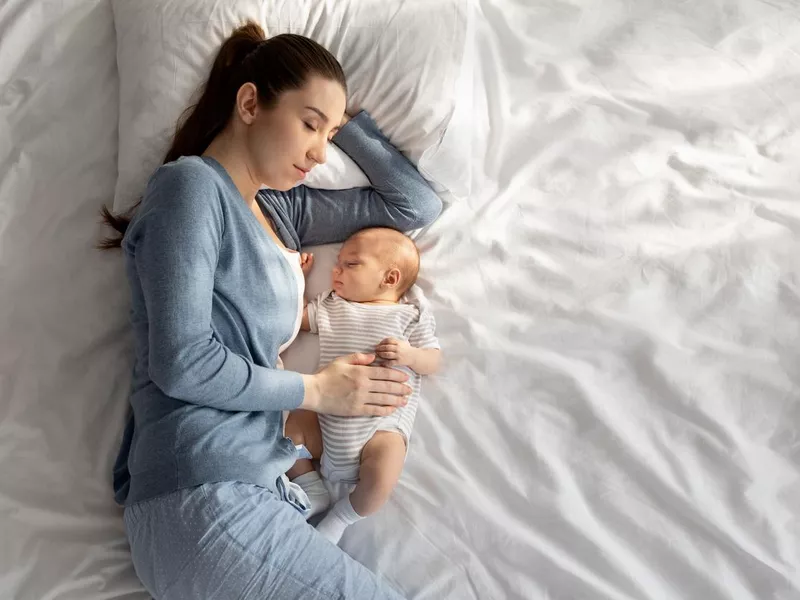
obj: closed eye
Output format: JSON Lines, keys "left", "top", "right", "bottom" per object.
{"left": 304, "top": 122, "right": 316, "bottom": 132}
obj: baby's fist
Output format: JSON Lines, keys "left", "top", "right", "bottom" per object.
{"left": 300, "top": 252, "right": 314, "bottom": 276}
{"left": 375, "top": 337, "right": 412, "bottom": 367}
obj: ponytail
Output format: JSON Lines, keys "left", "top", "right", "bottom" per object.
{"left": 165, "top": 22, "right": 265, "bottom": 164}
{"left": 98, "top": 21, "right": 346, "bottom": 249}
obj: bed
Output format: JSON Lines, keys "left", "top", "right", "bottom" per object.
{"left": 2, "top": 0, "right": 799, "bottom": 599}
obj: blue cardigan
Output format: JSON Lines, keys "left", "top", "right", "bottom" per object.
{"left": 113, "top": 111, "right": 442, "bottom": 505}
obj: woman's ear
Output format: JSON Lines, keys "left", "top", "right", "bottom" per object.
{"left": 382, "top": 267, "right": 401, "bottom": 289}
{"left": 236, "top": 82, "right": 259, "bottom": 125}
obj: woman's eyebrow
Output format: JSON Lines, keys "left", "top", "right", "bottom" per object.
{"left": 304, "top": 106, "right": 329, "bottom": 122}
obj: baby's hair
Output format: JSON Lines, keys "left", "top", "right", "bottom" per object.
{"left": 349, "top": 227, "right": 420, "bottom": 296}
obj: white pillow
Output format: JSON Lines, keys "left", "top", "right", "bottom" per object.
{"left": 111, "top": 0, "right": 472, "bottom": 211}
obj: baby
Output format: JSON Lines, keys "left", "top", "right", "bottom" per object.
{"left": 290, "top": 227, "right": 441, "bottom": 544}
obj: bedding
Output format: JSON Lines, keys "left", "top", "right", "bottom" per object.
{"left": 1, "top": 0, "right": 799, "bottom": 599}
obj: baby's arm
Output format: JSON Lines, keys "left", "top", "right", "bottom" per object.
{"left": 300, "top": 253, "right": 315, "bottom": 332}
{"left": 375, "top": 307, "right": 441, "bottom": 375}
{"left": 375, "top": 338, "right": 441, "bottom": 375}
{"left": 406, "top": 347, "right": 441, "bottom": 375}
{"left": 301, "top": 296, "right": 322, "bottom": 334}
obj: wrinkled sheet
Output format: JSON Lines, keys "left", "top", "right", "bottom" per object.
{"left": 1, "top": 1, "right": 799, "bottom": 599}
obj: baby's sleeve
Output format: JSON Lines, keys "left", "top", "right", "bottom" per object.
{"left": 408, "top": 309, "right": 440, "bottom": 350}
{"left": 306, "top": 292, "right": 327, "bottom": 334}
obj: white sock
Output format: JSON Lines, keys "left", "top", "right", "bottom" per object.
{"left": 291, "top": 471, "right": 330, "bottom": 519}
{"left": 316, "top": 494, "right": 363, "bottom": 544}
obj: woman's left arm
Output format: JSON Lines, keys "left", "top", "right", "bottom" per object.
{"left": 265, "top": 111, "right": 443, "bottom": 247}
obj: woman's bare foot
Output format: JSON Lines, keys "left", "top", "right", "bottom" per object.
{"left": 300, "top": 252, "right": 314, "bottom": 276}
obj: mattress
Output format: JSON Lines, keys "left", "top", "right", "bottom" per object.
{"left": 1, "top": 0, "right": 799, "bottom": 599}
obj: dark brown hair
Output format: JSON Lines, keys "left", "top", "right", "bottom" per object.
{"left": 98, "top": 22, "right": 347, "bottom": 249}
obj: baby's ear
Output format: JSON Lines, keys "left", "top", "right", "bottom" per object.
{"left": 383, "top": 267, "right": 401, "bottom": 288}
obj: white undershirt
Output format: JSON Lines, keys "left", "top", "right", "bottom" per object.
{"left": 277, "top": 247, "right": 305, "bottom": 363}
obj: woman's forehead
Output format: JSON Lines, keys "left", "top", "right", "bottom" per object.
{"left": 282, "top": 76, "right": 346, "bottom": 117}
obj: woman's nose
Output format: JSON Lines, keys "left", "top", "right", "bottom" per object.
{"left": 308, "top": 140, "right": 327, "bottom": 166}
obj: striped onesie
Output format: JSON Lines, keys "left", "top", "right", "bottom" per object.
{"left": 307, "top": 289, "right": 439, "bottom": 484}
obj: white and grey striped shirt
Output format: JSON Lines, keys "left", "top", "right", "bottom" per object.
{"left": 307, "top": 288, "right": 439, "bottom": 483}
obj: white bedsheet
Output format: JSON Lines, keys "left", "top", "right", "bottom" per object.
{"left": 2, "top": 1, "right": 799, "bottom": 599}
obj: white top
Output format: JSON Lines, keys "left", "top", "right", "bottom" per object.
{"left": 277, "top": 248, "right": 306, "bottom": 366}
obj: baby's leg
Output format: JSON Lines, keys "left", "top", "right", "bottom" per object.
{"left": 316, "top": 431, "right": 406, "bottom": 544}
{"left": 351, "top": 431, "right": 407, "bottom": 516}
{"left": 284, "top": 409, "right": 323, "bottom": 479}
{"left": 284, "top": 409, "right": 330, "bottom": 519}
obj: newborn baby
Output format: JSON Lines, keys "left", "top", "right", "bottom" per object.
{"left": 293, "top": 227, "right": 441, "bottom": 544}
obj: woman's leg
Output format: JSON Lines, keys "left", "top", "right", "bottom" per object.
{"left": 124, "top": 482, "right": 405, "bottom": 600}
{"left": 285, "top": 409, "right": 331, "bottom": 518}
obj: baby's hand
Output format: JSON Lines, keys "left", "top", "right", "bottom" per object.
{"left": 376, "top": 337, "right": 413, "bottom": 368}
{"left": 300, "top": 252, "right": 314, "bottom": 276}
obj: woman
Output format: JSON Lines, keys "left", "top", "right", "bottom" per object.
{"left": 100, "top": 22, "right": 441, "bottom": 599}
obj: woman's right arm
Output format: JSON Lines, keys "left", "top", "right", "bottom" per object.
{"left": 132, "top": 164, "right": 412, "bottom": 415}
{"left": 132, "top": 165, "right": 305, "bottom": 412}
{"left": 260, "top": 111, "right": 442, "bottom": 248}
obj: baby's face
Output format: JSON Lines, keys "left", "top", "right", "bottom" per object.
{"left": 332, "top": 237, "right": 388, "bottom": 302}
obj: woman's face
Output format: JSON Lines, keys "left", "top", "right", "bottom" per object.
{"left": 245, "top": 76, "right": 347, "bottom": 191}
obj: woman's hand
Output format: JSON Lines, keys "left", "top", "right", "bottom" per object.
{"left": 300, "top": 353, "right": 411, "bottom": 417}
{"left": 339, "top": 112, "right": 351, "bottom": 128}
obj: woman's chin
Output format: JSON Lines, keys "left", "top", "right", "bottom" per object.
{"left": 261, "top": 177, "right": 297, "bottom": 192}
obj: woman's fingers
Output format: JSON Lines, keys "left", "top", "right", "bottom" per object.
{"left": 366, "top": 366, "right": 408, "bottom": 383}
{"left": 368, "top": 379, "right": 412, "bottom": 396}
{"left": 366, "top": 393, "right": 408, "bottom": 407}
{"left": 361, "top": 404, "right": 397, "bottom": 417}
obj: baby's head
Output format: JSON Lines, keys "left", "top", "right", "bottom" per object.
{"left": 332, "top": 227, "right": 420, "bottom": 303}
